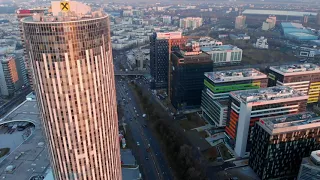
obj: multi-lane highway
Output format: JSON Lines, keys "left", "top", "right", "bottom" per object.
{"left": 114, "top": 50, "right": 173, "bottom": 180}
{"left": 115, "top": 77, "right": 173, "bottom": 180}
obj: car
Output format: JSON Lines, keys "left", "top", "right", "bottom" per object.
{"left": 145, "top": 156, "right": 149, "bottom": 160}
{"left": 142, "top": 124, "right": 147, "bottom": 128}
{"left": 137, "top": 114, "right": 139, "bottom": 117}
{"left": 142, "top": 114, "right": 146, "bottom": 118}
{"left": 137, "top": 142, "right": 140, "bottom": 146}
{"left": 133, "top": 107, "right": 136, "bottom": 110}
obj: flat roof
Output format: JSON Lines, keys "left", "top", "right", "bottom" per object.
{"left": 122, "top": 167, "right": 141, "bottom": 180}
{"left": 310, "top": 150, "right": 320, "bottom": 164}
{"left": 288, "top": 32, "right": 318, "bottom": 37}
{"left": 0, "top": 100, "right": 50, "bottom": 180}
{"left": 258, "top": 112, "right": 320, "bottom": 135}
{"left": 230, "top": 86, "right": 307, "bottom": 104}
{"left": 204, "top": 68, "right": 267, "bottom": 83}
{"left": 269, "top": 63, "right": 320, "bottom": 76}
{"left": 243, "top": 9, "right": 317, "bottom": 17}
{"left": 201, "top": 45, "right": 241, "bottom": 52}
{"left": 121, "top": 149, "right": 136, "bottom": 166}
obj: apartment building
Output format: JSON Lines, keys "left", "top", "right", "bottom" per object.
{"left": 225, "top": 86, "right": 308, "bottom": 157}
{"left": 249, "top": 112, "right": 320, "bottom": 180}
{"left": 201, "top": 68, "right": 267, "bottom": 127}
{"left": 179, "top": 17, "right": 203, "bottom": 30}
{"left": 268, "top": 63, "right": 320, "bottom": 103}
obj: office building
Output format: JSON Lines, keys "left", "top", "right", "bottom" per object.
{"left": 249, "top": 112, "right": 320, "bottom": 180}
{"left": 0, "top": 55, "right": 19, "bottom": 97}
{"left": 298, "top": 150, "right": 320, "bottom": 180}
{"left": 170, "top": 47, "right": 213, "bottom": 110}
{"left": 201, "top": 45, "right": 242, "bottom": 66}
{"left": 17, "top": 8, "right": 46, "bottom": 87}
{"left": 179, "top": 17, "right": 203, "bottom": 30}
{"left": 268, "top": 63, "right": 320, "bottom": 103}
{"left": 22, "top": 1, "right": 121, "bottom": 179}
{"left": 201, "top": 69, "right": 267, "bottom": 127}
{"left": 150, "top": 31, "right": 186, "bottom": 89}
{"left": 235, "top": 15, "right": 246, "bottom": 29}
{"left": 225, "top": 86, "right": 308, "bottom": 157}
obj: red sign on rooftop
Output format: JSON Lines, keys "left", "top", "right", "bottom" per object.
{"left": 17, "top": 10, "right": 31, "bottom": 14}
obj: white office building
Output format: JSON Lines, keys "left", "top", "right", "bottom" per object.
{"left": 201, "top": 45, "right": 242, "bottom": 65}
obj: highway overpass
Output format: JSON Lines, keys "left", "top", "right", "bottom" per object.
{"left": 114, "top": 71, "right": 148, "bottom": 76}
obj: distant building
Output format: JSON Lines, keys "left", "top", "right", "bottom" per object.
{"left": 262, "top": 16, "right": 276, "bottom": 31}
{"left": 170, "top": 48, "right": 213, "bottom": 110}
{"left": 243, "top": 9, "right": 317, "bottom": 21}
{"left": 253, "top": 37, "right": 269, "bottom": 49}
{"left": 179, "top": 17, "right": 203, "bottom": 30}
{"left": 298, "top": 150, "right": 320, "bottom": 180}
{"left": 281, "top": 22, "right": 318, "bottom": 41}
{"left": 317, "top": 12, "right": 320, "bottom": 25}
{"left": 225, "top": 86, "right": 308, "bottom": 157}
{"left": 249, "top": 112, "right": 320, "bottom": 180}
{"left": 298, "top": 47, "right": 320, "bottom": 58}
{"left": 150, "top": 32, "right": 186, "bottom": 89}
{"left": 162, "top": 15, "right": 172, "bottom": 25}
{"left": 268, "top": 64, "right": 320, "bottom": 103}
{"left": 230, "top": 34, "right": 251, "bottom": 40}
{"left": 0, "top": 55, "right": 19, "bottom": 97}
{"left": 201, "top": 45, "right": 242, "bottom": 66}
{"left": 201, "top": 69, "right": 267, "bottom": 127}
{"left": 16, "top": 8, "right": 47, "bottom": 87}
{"left": 235, "top": 15, "right": 246, "bottom": 29}
{"left": 196, "top": 37, "right": 223, "bottom": 48}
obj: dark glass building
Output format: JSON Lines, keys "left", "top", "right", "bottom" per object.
{"left": 249, "top": 112, "right": 320, "bottom": 180}
{"left": 150, "top": 32, "right": 186, "bottom": 89}
{"left": 170, "top": 49, "right": 213, "bottom": 110}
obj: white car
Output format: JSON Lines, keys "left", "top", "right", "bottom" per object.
{"left": 142, "top": 114, "right": 146, "bottom": 118}
{"left": 137, "top": 142, "right": 140, "bottom": 146}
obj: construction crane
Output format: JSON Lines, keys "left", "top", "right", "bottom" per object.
{"left": 167, "top": 36, "right": 205, "bottom": 103}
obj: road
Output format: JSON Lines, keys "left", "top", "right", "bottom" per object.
{"left": 115, "top": 77, "right": 173, "bottom": 180}
{"left": 114, "top": 51, "right": 173, "bottom": 180}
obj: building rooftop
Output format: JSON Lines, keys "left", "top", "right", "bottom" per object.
{"left": 0, "top": 99, "right": 50, "bottom": 180}
{"left": 121, "top": 149, "right": 136, "bottom": 166}
{"left": 258, "top": 112, "right": 320, "bottom": 134}
{"left": 310, "top": 150, "right": 320, "bottom": 164}
{"left": 230, "top": 86, "right": 307, "bottom": 104}
{"left": 21, "top": 1, "right": 105, "bottom": 23}
{"left": 204, "top": 68, "right": 267, "bottom": 83}
{"left": 122, "top": 167, "right": 141, "bottom": 180}
{"left": 269, "top": 63, "right": 320, "bottom": 76}
{"left": 243, "top": 9, "right": 317, "bottom": 17}
{"left": 201, "top": 45, "right": 241, "bottom": 52}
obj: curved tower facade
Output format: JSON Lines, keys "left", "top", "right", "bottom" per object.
{"left": 22, "top": 4, "right": 121, "bottom": 180}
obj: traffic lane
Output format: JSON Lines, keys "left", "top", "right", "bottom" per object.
{"left": 124, "top": 81, "right": 172, "bottom": 179}
{"left": 121, "top": 81, "right": 164, "bottom": 179}
{"left": 124, "top": 101, "right": 158, "bottom": 179}
{"left": 117, "top": 84, "right": 158, "bottom": 180}
{"left": 132, "top": 81, "right": 173, "bottom": 179}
